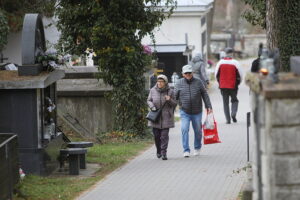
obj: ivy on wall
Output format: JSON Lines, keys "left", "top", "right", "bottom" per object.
{"left": 0, "top": 11, "right": 9, "bottom": 52}
{"left": 275, "top": 1, "right": 300, "bottom": 71}
{"left": 56, "top": 0, "right": 176, "bottom": 136}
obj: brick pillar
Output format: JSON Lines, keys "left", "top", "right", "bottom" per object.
{"left": 246, "top": 73, "right": 300, "bottom": 200}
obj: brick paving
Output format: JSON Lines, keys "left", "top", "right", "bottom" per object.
{"left": 77, "top": 59, "right": 253, "bottom": 200}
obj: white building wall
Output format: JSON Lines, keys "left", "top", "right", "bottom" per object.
{"left": 142, "top": 15, "right": 206, "bottom": 57}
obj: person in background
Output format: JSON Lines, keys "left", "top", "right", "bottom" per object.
{"left": 215, "top": 47, "right": 243, "bottom": 124}
{"left": 175, "top": 65, "right": 212, "bottom": 157}
{"left": 251, "top": 43, "right": 263, "bottom": 73}
{"left": 147, "top": 74, "right": 177, "bottom": 160}
{"left": 219, "top": 50, "right": 226, "bottom": 60}
{"left": 171, "top": 71, "right": 179, "bottom": 86}
{"left": 189, "top": 53, "right": 209, "bottom": 88}
{"left": 149, "top": 72, "right": 157, "bottom": 89}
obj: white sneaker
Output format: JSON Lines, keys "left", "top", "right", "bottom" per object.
{"left": 194, "top": 149, "right": 201, "bottom": 156}
{"left": 183, "top": 152, "right": 190, "bottom": 157}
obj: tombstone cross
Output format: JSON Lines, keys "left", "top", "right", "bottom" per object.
{"left": 18, "top": 14, "right": 46, "bottom": 76}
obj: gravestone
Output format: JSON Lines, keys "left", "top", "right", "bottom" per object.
{"left": 0, "top": 14, "right": 65, "bottom": 175}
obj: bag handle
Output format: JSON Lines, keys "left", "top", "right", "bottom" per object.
{"left": 206, "top": 110, "right": 216, "bottom": 122}
{"left": 161, "top": 88, "right": 172, "bottom": 109}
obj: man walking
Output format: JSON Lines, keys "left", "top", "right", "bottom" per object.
{"left": 175, "top": 65, "right": 212, "bottom": 157}
{"left": 215, "top": 48, "right": 242, "bottom": 124}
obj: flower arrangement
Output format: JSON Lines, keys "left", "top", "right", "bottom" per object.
{"left": 36, "top": 50, "right": 71, "bottom": 71}
{"left": 85, "top": 48, "right": 97, "bottom": 66}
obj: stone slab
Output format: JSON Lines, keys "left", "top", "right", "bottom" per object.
{"left": 271, "top": 99, "right": 300, "bottom": 125}
{"left": 273, "top": 156, "right": 300, "bottom": 185}
{"left": 246, "top": 72, "right": 300, "bottom": 99}
{"left": 0, "top": 70, "right": 64, "bottom": 89}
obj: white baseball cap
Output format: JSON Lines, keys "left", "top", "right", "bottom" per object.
{"left": 182, "top": 65, "right": 193, "bottom": 73}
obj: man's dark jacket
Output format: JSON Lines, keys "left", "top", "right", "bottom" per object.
{"left": 175, "top": 77, "right": 212, "bottom": 114}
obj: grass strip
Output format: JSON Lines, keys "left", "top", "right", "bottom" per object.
{"left": 15, "top": 139, "right": 152, "bottom": 200}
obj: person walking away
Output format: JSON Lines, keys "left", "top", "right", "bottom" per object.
{"left": 215, "top": 47, "right": 243, "bottom": 124}
{"left": 189, "top": 53, "right": 209, "bottom": 88}
{"left": 251, "top": 43, "right": 263, "bottom": 73}
{"left": 147, "top": 74, "right": 177, "bottom": 160}
{"left": 149, "top": 72, "right": 157, "bottom": 89}
{"left": 175, "top": 65, "right": 212, "bottom": 157}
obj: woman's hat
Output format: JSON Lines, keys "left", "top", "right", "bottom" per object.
{"left": 157, "top": 74, "right": 168, "bottom": 83}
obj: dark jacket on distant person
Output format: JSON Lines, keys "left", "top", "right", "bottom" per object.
{"left": 251, "top": 57, "right": 260, "bottom": 72}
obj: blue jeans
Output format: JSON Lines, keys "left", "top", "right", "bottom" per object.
{"left": 180, "top": 110, "right": 203, "bottom": 153}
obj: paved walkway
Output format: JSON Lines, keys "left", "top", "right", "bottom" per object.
{"left": 77, "top": 59, "right": 253, "bottom": 200}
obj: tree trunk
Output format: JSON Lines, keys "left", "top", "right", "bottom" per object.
{"left": 206, "top": 1, "right": 215, "bottom": 58}
{"left": 266, "top": 0, "right": 277, "bottom": 49}
{"left": 266, "top": 0, "right": 300, "bottom": 71}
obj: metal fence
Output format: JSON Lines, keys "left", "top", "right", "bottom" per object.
{"left": 0, "top": 133, "right": 19, "bottom": 200}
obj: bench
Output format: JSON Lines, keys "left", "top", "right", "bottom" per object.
{"left": 67, "top": 142, "right": 93, "bottom": 169}
{"left": 60, "top": 148, "right": 87, "bottom": 175}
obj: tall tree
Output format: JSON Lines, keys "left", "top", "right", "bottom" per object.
{"left": 206, "top": 1, "right": 215, "bottom": 57}
{"left": 243, "top": 0, "right": 300, "bottom": 71}
{"left": 56, "top": 0, "right": 176, "bottom": 136}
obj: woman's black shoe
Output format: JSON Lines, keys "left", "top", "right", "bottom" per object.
{"left": 162, "top": 155, "right": 168, "bottom": 160}
{"left": 156, "top": 153, "right": 162, "bottom": 158}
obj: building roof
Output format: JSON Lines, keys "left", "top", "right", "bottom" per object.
{"left": 173, "top": 0, "right": 214, "bottom": 13}
{"left": 176, "top": 0, "right": 214, "bottom": 6}
{"left": 150, "top": 44, "right": 187, "bottom": 53}
{"left": 151, "top": 0, "right": 214, "bottom": 14}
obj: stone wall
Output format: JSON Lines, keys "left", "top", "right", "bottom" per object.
{"left": 57, "top": 94, "right": 112, "bottom": 135}
{"left": 246, "top": 73, "right": 300, "bottom": 200}
{"left": 243, "top": 34, "right": 267, "bottom": 57}
{"left": 56, "top": 67, "right": 113, "bottom": 137}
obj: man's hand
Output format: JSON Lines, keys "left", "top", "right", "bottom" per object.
{"left": 207, "top": 108, "right": 213, "bottom": 114}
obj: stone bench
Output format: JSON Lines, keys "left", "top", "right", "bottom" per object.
{"left": 67, "top": 142, "right": 93, "bottom": 169}
{"left": 60, "top": 148, "right": 87, "bottom": 175}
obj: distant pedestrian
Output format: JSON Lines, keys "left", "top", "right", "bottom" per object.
{"left": 251, "top": 43, "right": 263, "bottom": 73}
{"left": 149, "top": 73, "right": 157, "bottom": 88}
{"left": 215, "top": 47, "right": 242, "bottom": 124}
{"left": 189, "top": 53, "right": 209, "bottom": 87}
{"left": 171, "top": 72, "right": 179, "bottom": 85}
{"left": 175, "top": 65, "right": 212, "bottom": 157}
{"left": 219, "top": 50, "right": 226, "bottom": 60}
{"left": 147, "top": 74, "right": 177, "bottom": 160}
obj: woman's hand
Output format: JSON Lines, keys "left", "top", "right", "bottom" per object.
{"left": 165, "top": 95, "right": 171, "bottom": 101}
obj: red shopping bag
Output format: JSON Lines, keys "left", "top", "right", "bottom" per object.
{"left": 202, "top": 115, "right": 221, "bottom": 144}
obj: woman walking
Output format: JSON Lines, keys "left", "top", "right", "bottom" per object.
{"left": 147, "top": 74, "right": 177, "bottom": 160}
